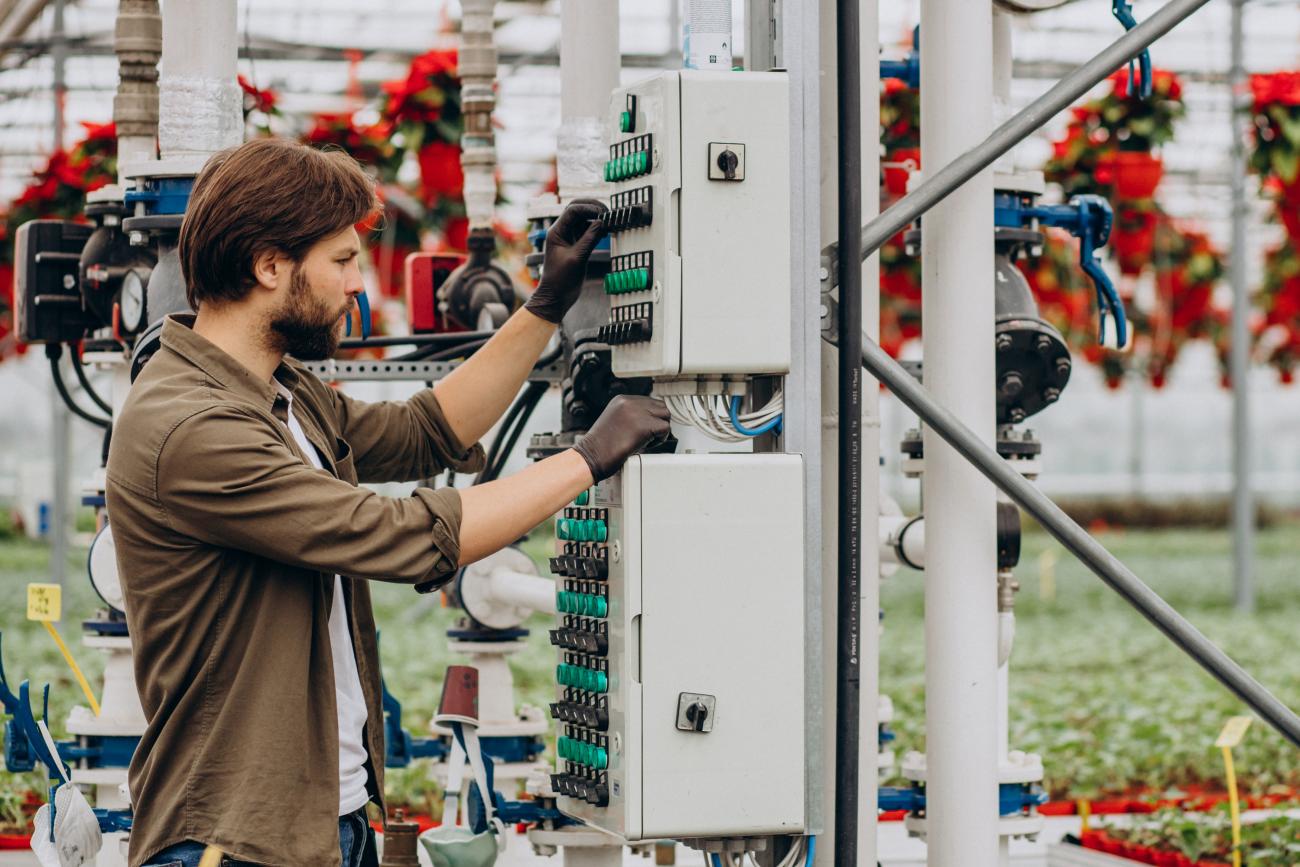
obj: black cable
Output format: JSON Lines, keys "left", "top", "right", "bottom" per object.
{"left": 423, "top": 338, "right": 489, "bottom": 361}
{"left": 47, "top": 347, "right": 111, "bottom": 429}
{"left": 479, "top": 386, "right": 532, "bottom": 476}
{"left": 483, "top": 381, "right": 547, "bottom": 483}
{"left": 71, "top": 346, "right": 113, "bottom": 415}
{"left": 835, "top": 0, "right": 863, "bottom": 861}
{"left": 341, "top": 331, "right": 497, "bottom": 351}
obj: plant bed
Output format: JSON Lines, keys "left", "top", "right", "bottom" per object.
{"left": 1058, "top": 806, "right": 1300, "bottom": 866}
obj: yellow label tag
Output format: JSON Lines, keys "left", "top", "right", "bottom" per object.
{"left": 26, "top": 583, "right": 62, "bottom": 622}
{"left": 1216, "top": 715, "right": 1253, "bottom": 748}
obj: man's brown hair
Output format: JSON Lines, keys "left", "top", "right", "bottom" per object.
{"left": 178, "top": 138, "right": 378, "bottom": 310}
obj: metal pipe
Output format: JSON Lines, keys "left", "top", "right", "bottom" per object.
{"left": 833, "top": 0, "right": 863, "bottom": 861}
{"left": 1229, "top": 0, "right": 1254, "bottom": 613}
{"left": 920, "top": 0, "right": 999, "bottom": 862}
{"left": 859, "top": 337, "right": 1300, "bottom": 749}
{"left": 558, "top": 0, "right": 618, "bottom": 201}
{"left": 857, "top": 0, "right": 1213, "bottom": 263}
{"left": 459, "top": 0, "right": 498, "bottom": 229}
{"left": 113, "top": 0, "right": 161, "bottom": 177}
{"left": 49, "top": 0, "right": 68, "bottom": 588}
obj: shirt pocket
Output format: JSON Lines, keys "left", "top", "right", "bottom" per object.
{"left": 334, "top": 437, "right": 358, "bottom": 486}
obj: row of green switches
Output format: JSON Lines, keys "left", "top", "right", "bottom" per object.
{"left": 604, "top": 268, "right": 651, "bottom": 294}
{"left": 557, "top": 591, "right": 608, "bottom": 617}
{"left": 604, "top": 151, "right": 649, "bottom": 182}
{"left": 557, "top": 663, "right": 608, "bottom": 693}
{"left": 557, "top": 518, "right": 607, "bottom": 542}
{"left": 558, "top": 736, "right": 608, "bottom": 770}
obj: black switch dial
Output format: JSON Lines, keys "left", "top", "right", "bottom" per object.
{"left": 716, "top": 149, "right": 739, "bottom": 180}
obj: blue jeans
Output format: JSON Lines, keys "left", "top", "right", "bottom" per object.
{"left": 144, "top": 807, "right": 375, "bottom": 867}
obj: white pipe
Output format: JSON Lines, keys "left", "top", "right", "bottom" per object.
{"left": 682, "top": 0, "right": 732, "bottom": 70}
{"left": 459, "top": 0, "right": 498, "bottom": 228}
{"left": 992, "top": 10, "right": 1015, "bottom": 174}
{"left": 485, "top": 568, "right": 557, "bottom": 615}
{"left": 558, "top": 0, "right": 618, "bottom": 201}
{"left": 879, "top": 514, "right": 925, "bottom": 570}
{"left": 997, "top": 610, "right": 1015, "bottom": 670}
{"left": 158, "top": 0, "right": 241, "bottom": 159}
{"left": 921, "top": 0, "right": 999, "bottom": 864}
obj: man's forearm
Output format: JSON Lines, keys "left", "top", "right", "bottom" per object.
{"left": 457, "top": 449, "right": 592, "bottom": 565}
{"left": 433, "top": 308, "right": 556, "bottom": 447}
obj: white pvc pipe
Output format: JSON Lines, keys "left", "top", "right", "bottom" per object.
{"left": 158, "top": 0, "right": 241, "bottom": 159}
{"left": 485, "top": 568, "right": 557, "bottom": 615}
{"left": 558, "top": 0, "right": 619, "bottom": 200}
{"left": 992, "top": 10, "right": 1015, "bottom": 174}
{"left": 879, "top": 514, "right": 925, "bottom": 570}
{"left": 920, "top": 0, "right": 999, "bottom": 865}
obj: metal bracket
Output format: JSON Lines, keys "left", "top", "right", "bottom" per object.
{"left": 820, "top": 247, "right": 839, "bottom": 342}
{"left": 675, "top": 692, "right": 717, "bottom": 733}
{"left": 302, "top": 358, "right": 565, "bottom": 383}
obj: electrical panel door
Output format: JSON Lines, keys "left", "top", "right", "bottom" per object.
{"left": 548, "top": 454, "right": 806, "bottom": 839}
{"left": 601, "top": 71, "right": 791, "bottom": 379}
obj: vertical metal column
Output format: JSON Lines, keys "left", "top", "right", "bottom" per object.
{"left": 1229, "top": 0, "right": 1254, "bottom": 613}
{"left": 920, "top": 0, "right": 999, "bottom": 865}
{"left": 49, "top": 0, "right": 69, "bottom": 587}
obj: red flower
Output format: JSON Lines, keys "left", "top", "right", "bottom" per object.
{"left": 417, "top": 139, "right": 464, "bottom": 202}
{"left": 1250, "top": 71, "right": 1300, "bottom": 111}
{"left": 238, "top": 74, "right": 278, "bottom": 114}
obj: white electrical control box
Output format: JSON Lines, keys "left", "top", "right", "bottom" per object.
{"left": 548, "top": 454, "right": 806, "bottom": 840}
{"left": 600, "top": 71, "right": 791, "bottom": 379}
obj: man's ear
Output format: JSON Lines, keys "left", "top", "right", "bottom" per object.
{"left": 251, "top": 249, "right": 286, "bottom": 292}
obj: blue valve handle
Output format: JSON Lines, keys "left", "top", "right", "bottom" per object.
{"left": 0, "top": 633, "right": 67, "bottom": 785}
{"left": 343, "top": 292, "right": 371, "bottom": 340}
{"left": 1017, "top": 195, "right": 1127, "bottom": 349}
{"left": 1112, "top": 0, "right": 1152, "bottom": 99}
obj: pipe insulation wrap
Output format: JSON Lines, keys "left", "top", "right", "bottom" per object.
{"left": 557, "top": 118, "right": 609, "bottom": 200}
{"left": 859, "top": 338, "right": 1300, "bottom": 749}
{"left": 682, "top": 0, "right": 732, "bottom": 70}
{"left": 158, "top": 76, "right": 243, "bottom": 157}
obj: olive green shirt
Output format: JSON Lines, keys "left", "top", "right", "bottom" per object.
{"left": 105, "top": 314, "right": 485, "bottom": 866}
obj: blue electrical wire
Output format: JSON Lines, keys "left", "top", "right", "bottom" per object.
{"left": 728, "top": 396, "right": 783, "bottom": 437}
{"left": 711, "top": 854, "right": 724, "bottom": 867}
{"left": 804, "top": 836, "right": 816, "bottom": 867}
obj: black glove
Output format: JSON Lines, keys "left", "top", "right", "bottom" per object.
{"left": 524, "top": 199, "right": 608, "bottom": 324}
{"left": 573, "top": 396, "right": 671, "bottom": 482}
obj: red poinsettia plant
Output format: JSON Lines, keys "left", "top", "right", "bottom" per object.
{"left": 304, "top": 111, "right": 403, "bottom": 182}
{"left": 238, "top": 74, "right": 280, "bottom": 137}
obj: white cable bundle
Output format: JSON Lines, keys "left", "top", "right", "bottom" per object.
{"left": 665, "top": 391, "right": 784, "bottom": 443}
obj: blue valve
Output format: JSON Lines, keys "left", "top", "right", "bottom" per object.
{"left": 1112, "top": 0, "right": 1152, "bottom": 100}
{"left": 879, "top": 26, "right": 920, "bottom": 89}
{"left": 996, "top": 192, "right": 1127, "bottom": 349}
{"left": 343, "top": 292, "right": 371, "bottom": 340}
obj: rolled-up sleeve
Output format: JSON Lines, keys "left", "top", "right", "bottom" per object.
{"left": 325, "top": 384, "right": 486, "bottom": 483}
{"left": 156, "top": 406, "right": 464, "bottom": 586}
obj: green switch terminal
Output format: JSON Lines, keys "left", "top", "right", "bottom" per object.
{"left": 620, "top": 110, "right": 634, "bottom": 133}
{"left": 575, "top": 490, "right": 590, "bottom": 506}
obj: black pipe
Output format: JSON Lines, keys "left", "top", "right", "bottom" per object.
{"left": 857, "top": 337, "right": 1300, "bottom": 748}
{"left": 834, "top": 0, "right": 863, "bottom": 860}
{"left": 47, "top": 346, "right": 110, "bottom": 429}
{"left": 71, "top": 346, "right": 114, "bottom": 415}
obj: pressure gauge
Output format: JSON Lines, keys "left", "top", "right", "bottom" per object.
{"left": 87, "top": 524, "right": 126, "bottom": 615}
{"left": 119, "top": 269, "right": 147, "bottom": 336}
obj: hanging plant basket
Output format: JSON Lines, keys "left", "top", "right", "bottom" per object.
{"left": 1112, "top": 152, "right": 1164, "bottom": 200}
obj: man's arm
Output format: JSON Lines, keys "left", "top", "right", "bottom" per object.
{"left": 432, "top": 307, "right": 556, "bottom": 450}
{"left": 433, "top": 200, "right": 607, "bottom": 448}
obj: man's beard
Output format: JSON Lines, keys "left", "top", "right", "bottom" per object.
{"left": 266, "top": 265, "right": 350, "bottom": 361}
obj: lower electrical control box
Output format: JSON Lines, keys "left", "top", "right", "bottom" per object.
{"left": 549, "top": 454, "right": 806, "bottom": 839}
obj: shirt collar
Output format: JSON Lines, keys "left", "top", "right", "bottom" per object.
{"left": 161, "top": 313, "right": 301, "bottom": 410}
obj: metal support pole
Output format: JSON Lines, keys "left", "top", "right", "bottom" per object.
{"left": 841, "top": 0, "right": 1212, "bottom": 269}
{"left": 858, "top": 338, "right": 1300, "bottom": 749}
{"left": 1229, "top": 0, "right": 1254, "bottom": 613}
{"left": 920, "top": 0, "right": 998, "bottom": 864}
{"left": 49, "top": 0, "right": 68, "bottom": 587}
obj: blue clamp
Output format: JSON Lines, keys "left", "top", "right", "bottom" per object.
{"left": 995, "top": 192, "right": 1126, "bottom": 348}
{"left": 343, "top": 292, "right": 371, "bottom": 340}
{"left": 123, "top": 176, "right": 194, "bottom": 216}
{"left": 879, "top": 26, "right": 920, "bottom": 89}
{"left": 382, "top": 679, "right": 448, "bottom": 768}
{"left": 0, "top": 633, "right": 66, "bottom": 785}
{"left": 1112, "top": 1, "right": 1152, "bottom": 100}
{"left": 878, "top": 782, "right": 1046, "bottom": 818}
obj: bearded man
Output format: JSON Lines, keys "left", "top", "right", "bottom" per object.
{"left": 105, "top": 138, "right": 668, "bottom": 867}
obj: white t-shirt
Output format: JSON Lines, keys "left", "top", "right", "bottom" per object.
{"left": 277, "top": 384, "right": 372, "bottom": 816}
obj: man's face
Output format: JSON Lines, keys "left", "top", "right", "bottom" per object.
{"left": 267, "top": 227, "right": 363, "bottom": 360}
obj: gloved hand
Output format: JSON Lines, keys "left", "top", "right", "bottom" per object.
{"left": 524, "top": 199, "right": 608, "bottom": 324}
{"left": 573, "top": 395, "right": 671, "bottom": 482}
{"left": 31, "top": 783, "right": 102, "bottom": 867}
